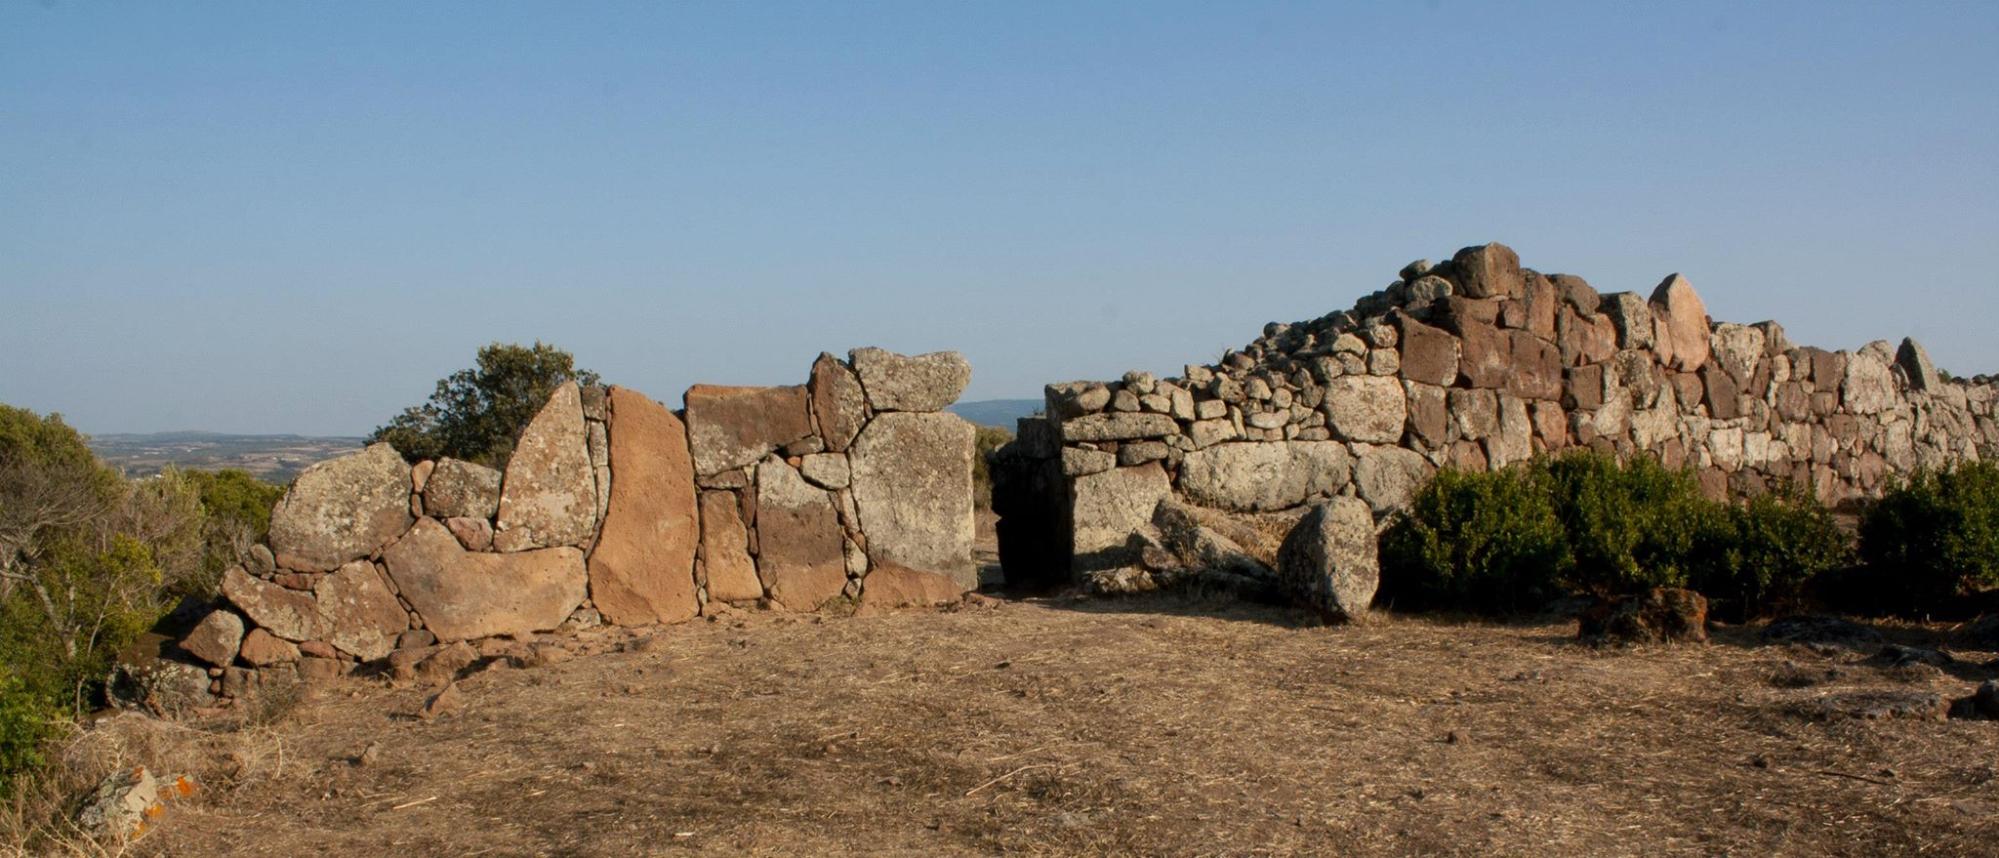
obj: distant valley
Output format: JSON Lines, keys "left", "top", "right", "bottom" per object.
{"left": 86, "top": 400, "right": 1039, "bottom": 484}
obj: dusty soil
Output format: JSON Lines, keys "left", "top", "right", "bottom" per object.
{"left": 117, "top": 595, "right": 1999, "bottom": 858}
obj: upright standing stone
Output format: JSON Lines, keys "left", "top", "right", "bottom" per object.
{"left": 849, "top": 348, "right": 971, "bottom": 412}
{"left": 587, "top": 387, "right": 700, "bottom": 625}
{"left": 684, "top": 384, "right": 815, "bottom": 477}
{"left": 268, "top": 443, "right": 414, "bottom": 572}
{"left": 1896, "top": 338, "right": 1941, "bottom": 392}
{"left": 1649, "top": 274, "right": 1711, "bottom": 371}
{"left": 698, "top": 490, "right": 763, "bottom": 603}
{"left": 755, "top": 460, "right": 849, "bottom": 611}
{"left": 848, "top": 412, "right": 977, "bottom": 589}
{"left": 809, "top": 353, "right": 869, "bottom": 452}
{"left": 493, "top": 382, "right": 598, "bottom": 551}
{"left": 1277, "top": 498, "right": 1379, "bottom": 621}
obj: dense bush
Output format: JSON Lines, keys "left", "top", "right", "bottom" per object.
{"left": 181, "top": 468, "right": 285, "bottom": 596}
{"left": 0, "top": 672, "right": 53, "bottom": 798}
{"left": 1382, "top": 450, "right": 1853, "bottom": 617}
{"left": 1691, "top": 487, "right": 1855, "bottom": 621}
{"left": 1543, "top": 452, "right": 1715, "bottom": 596}
{"left": 0, "top": 406, "right": 210, "bottom": 794}
{"left": 1378, "top": 466, "right": 1570, "bottom": 613}
{"left": 1857, "top": 462, "right": 1999, "bottom": 615}
{"left": 370, "top": 341, "right": 599, "bottom": 466}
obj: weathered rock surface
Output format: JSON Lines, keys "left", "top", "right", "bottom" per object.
{"left": 809, "top": 353, "right": 869, "bottom": 452}
{"left": 1276, "top": 498, "right": 1378, "bottom": 621}
{"left": 382, "top": 518, "right": 587, "bottom": 642}
{"left": 850, "top": 347, "right": 971, "bottom": 412}
{"left": 755, "top": 460, "right": 849, "bottom": 611}
{"left": 1451, "top": 242, "right": 1523, "bottom": 300}
{"left": 493, "top": 382, "right": 598, "bottom": 551}
{"left": 1351, "top": 444, "right": 1434, "bottom": 513}
{"left": 1177, "top": 442, "right": 1351, "bottom": 512}
{"left": 1649, "top": 274, "right": 1710, "bottom": 372}
{"left": 237, "top": 628, "right": 299, "bottom": 666}
{"left": 1069, "top": 463, "right": 1172, "bottom": 570}
{"left": 849, "top": 412, "right": 977, "bottom": 587}
{"left": 222, "top": 566, "right": 332, "bottom": 643}
{"left": 1151, "top": 499, "right": 1271, "bottom": 579}
{"left": 1322, "top": 375, "right": 1408, "bottom": 444}
{"left": 423, "top": 458, "right": 502, "bottom": 520}
{"left": 182, "top": 609, "right": 245, "bottom": 667}
{"left": 587, "top": 387, "right": 700, "bottom": 625}
{"left": 698, "top": 491, "right": 763, "bottom": 603}
{"left": 314, "top": 560, "right": 409, "bottom": 661}
{"left": 856, "top": 563, "right": 964, "bottom": 614}
{"left": 684, "top": 384, "right": 815, "bottom": 476}
{"left": 1060, "top": 412, "right": 1180, "bottom": 443}
{"left": 268, "top": 442, "right": 414, "bottom": 572}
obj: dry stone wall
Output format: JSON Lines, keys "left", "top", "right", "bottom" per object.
{"left": 171, "top": 349, "right": 977, "bottom": 707}
{"left": 993, "top": 242, "right": 1999, "bottom": 593}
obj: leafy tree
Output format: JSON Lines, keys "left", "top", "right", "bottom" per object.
{"left": 369, "top": 342, "right": 599, "bottom": 467}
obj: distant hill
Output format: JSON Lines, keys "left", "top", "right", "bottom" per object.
{"left": 947, "top": 399, "right": 1042, "bottom": 430}
{"left": 88, "top": 432, "right": 364, "bottom": 484}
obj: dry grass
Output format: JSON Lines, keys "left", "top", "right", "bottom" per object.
{"left": 39, "top": 595, "right": 1986, "bottom": 857}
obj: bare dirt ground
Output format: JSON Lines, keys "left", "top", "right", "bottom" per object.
{"left": 112, "top": 593, "right": 1999, "bottom": 858}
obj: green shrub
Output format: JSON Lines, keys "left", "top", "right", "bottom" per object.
{"left": 0, "top": 671, "right": 55, "bottom": 798}
{"left": 1691, "top": 486, "right": 1855, "bottom": 621}
{"left": 1857, "top": 462, "right": 1999, "bottom": 614}
{"left": 1378, "top": 466, "right": 1570, "bottom": 613}
{"left": 1543, "top": 451, "right": 1716, "bottom": 596}
{"left": 1382, "top": 451, "right": 1854, "bottom": 617}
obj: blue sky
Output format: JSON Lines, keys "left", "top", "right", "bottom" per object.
{"left": 3, "top": 2, "right": 1995, "bottom": 435}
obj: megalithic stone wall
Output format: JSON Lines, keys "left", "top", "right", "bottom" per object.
{"left": 991, "top": 242, "right": 1999, "bottom": 590}
{"left": 174, "top": 348, "right": 977, "bottom": 706}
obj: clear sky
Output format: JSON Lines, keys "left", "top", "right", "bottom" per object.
{"left": 3, "top": 2, "right": 1995, "bottom": 436}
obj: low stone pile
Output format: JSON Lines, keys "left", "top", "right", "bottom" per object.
{"left": 994, "top": 241, "right": 1999, "bottom": 602}
{"left": 166, "top": 348, "right": 977, "bottom": 708}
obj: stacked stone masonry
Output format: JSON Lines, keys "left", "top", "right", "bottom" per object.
{"left": 992, "top": 242, "right": 1999, "bottom": 594}
{"left": 176, "top": 349, "right": 977, "bottom": 705}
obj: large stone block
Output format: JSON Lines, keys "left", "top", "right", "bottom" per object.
{"left": 849, "top": 412, "right": 977, "bottom": 588}
{"left": 849, "top": 347, "right": 971, "bottom": 412}
{"left": 1896, "top": 338, "right": 1941, "bottom": 392}
{"left": 857, "top": 563, "right": 966, "bottom": 613}
{"left": 1395, "top": 315, "right": 1460, "bottom": 387}
{"left": 182, "top": 609, "right": 245, "bottom": 667}
{"left": 222, "top": 566, "right": 332, "bottom": 643}
{"left": 423, "top": 458, "right": 501, "bottom": 521}
{"left": 1069, "top": 462, "right": 1172, "bottom": 571}
{"left": 1444, "top": 324, "right": 1502, "bottom": 397}
{"left": 1060, "top": 412, "right": 1180, "bottom": 443}
{"left": 809, "top": 353, "right": 869, "bottom": 452}
{"left": 268, "top": 442, "right": 414, "bottom": 572}
{"left": 698, "top": 491, "right": 763, "bottom": 603}
{"left": 1649, "top": 274, "right": 1711, "bottom": 372}
{"left": 1709, "top": 323, "right": 1767, "bottom": 387}
{"left": 493, "top": 382, "right": 598, "bottom": 551}
{"left": 1602, "top": 293, "right": 1655, "bottom": 351}
{"left": 1506, "top": 331, "right": 1563, "bottom": 401}
{"left": 382, "top": 518, "right": 587, "bottom": 642}
{"left": 1557, "top": 307, "right": 1618, "bottom": 367}
{"left": 755, "top": 460, "right": 849, "bottom": 611}
{"left": 1176, "top": 441, "right": 1352, "bottom": 512}
{"left": 1277, "top": 498, "right": 1378, "bottom": 621}
{"left": 684, "top": 384, "right": 814, "bottom": 477}
{"left": 1351, "top": 444, "right": 1434, "bottom": 513}
{"left": 587, "top": 387, "right": 700, "bottom": 625}
{"left": 1404, "top": 382, "right": 1449, "bottom": 449}
{"left": 1322, "top": 375, "right": 1407, "bottom": 444}
{"left": 1843, "top": 344, "right": 1897, "bottom": 415}
{"left": 314, "top": 560, "right": 408, "bottom": 661}
{"left": 1450, "top": 242, "right": 1524, "bottom": 300}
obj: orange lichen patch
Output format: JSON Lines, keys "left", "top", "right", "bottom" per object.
{"left": 171, "top": 775, "right": 198, "bottom": 799}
